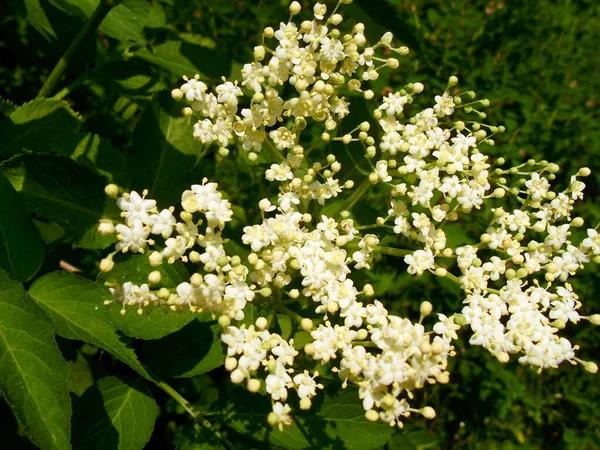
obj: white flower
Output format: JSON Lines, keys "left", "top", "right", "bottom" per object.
{"left": 404, "top": 248, "right": 434, "bottom": 276}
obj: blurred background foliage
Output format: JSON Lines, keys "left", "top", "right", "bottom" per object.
{"left": 1, "top": 0, "right": 599, "bottom": 448}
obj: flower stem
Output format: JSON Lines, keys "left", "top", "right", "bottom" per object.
{"left": 152, "top": 372, "right": 238, "bottom": 450}
{"left": 36, "top": 0, "right": 114, "bottom": 99}
{"left": 347, "top": 242, "right": 413, "bottom": 258}
{"left": 331, "top": 176, "right": 372, "bottom": 217}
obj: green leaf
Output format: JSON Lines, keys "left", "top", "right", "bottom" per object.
{"left": 51, "top": 0, "right": 150, "bottom": 44}
{"left": 143, "top": 320, "right": 224, "bottom": 378}
{"left": 72, "top": 376, "right": 159, "bottom": 450}
{"left": 93, "top": 60, "right": 166, "bottom": 98}
{"left": 100, "top": 255, "right": 195, "bottom": 340}
{"left": 0, "top": 273, "right": 71, "bottom": 450}
{"left": 135, "top": 40, "right": 231, "bottom": 79}
{"left": 66, "top": 350, "right": 95, "bottom": 397}
{"left": 99, "top": 0, "right": 150, "bottom": 44}
{"left": 0, "top": 172, "right": 45, "bottom": 282}
{"left": 0, "top": 98, "right": 80, "bottom": 158}
{"left": 386, "top": 430, "right": 440, "bottom": 450}
{"left": 53, "top": 132, "right": 130, "bottom": 186}
{"left": 175, "top": 426, "right": 225, "bottom": 450}
{"left": 224, "top": 389, "right": 395, "bottom": 450}
{"left": 9, "top": 0, "right": 58, "bottom": 41}
{"left": 28, "top": 271, "right": 152, "bottom": 380}
{"left": 129, "top": 93, "right": 200, "bottom": 205}
{"left": 1, "top": 153, "right": 117, "bottom": 249}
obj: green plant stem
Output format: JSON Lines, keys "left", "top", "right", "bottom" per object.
{"left": 36, "top": 0, "right": 114, "bottom": 99}
{"left": 347, "top": 242, "right": 413, "bottom": 258}
{"left": 153, "top": 374, "right": 238, "bottom": 450}
{"left": 331, "top": 176, "right": 372, "bottom": 217}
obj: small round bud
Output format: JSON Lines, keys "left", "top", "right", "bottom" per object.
{"left": 98, "top": 219, "right": 115, "bottom": 235}
{"left": 263, "top": 27, "right": 274, "bottom": 38}
{"left": 304, "top": 343, "right": 315, "bottom": 356}
{"left": 171, "top": 88, "right": 183, "bottom": 101}
{"left": 331, "top": 13, "right": 343, "bottom": 25}
{"left": 387, "top": 58, "right": 399, "bottom": 69}
{"left": 218, "top": 147, "right": 229, "bottom": 157}
{"left": 431, "top": 341, "right": 444, "bottom": 355}
{"left": 230, "top": 368, "right": 245, "bottom": 384}
{"left": 218, "top": 315, "right": 231, "bottom": 329}
{"left": 342, "top": 134, "right": 352, "bottom": 144}
{"left": 479, "top": 99, "right": 490, "bottom": 107}
{"left": 435, "top": 267, "right": 447, "bottom": 277}
{"left": 148, "top": 270, "right": 161, "bottom": 285}
{"left": 583, "top": 361, "right": 598, "bottom": 374}
{"left": 578, "top": 167, "right": 591, "bottom": 177}
{"left": 412, "top": 82, "right": 424, "bottom": 94}
{"left": 571, "top": 217, "right": 584, "bottom": 227}
{"left": 421, "top": 406, "right": 436, "bottom": 419}
{"left": 247, "top": 379, "right": 261, "bottom": 393}
{"left": 448, "top": 76, "right": 458, "bottom": 87}
{"left": 363, "top": 284, "right": 375, "bottom": 296}
{"left": 100, "top": 257, "right": 114, "bottom": 272}
{"left": 289, "top": 1, "right": 301, "bottom": 15}
{"left": 104, "top": 184, "right": 119, "bottom": 198}
{"left": 224, "top": 356, "right": 237, "bottom": 371}
{"left": 182, "top": 107, "right": 193, "bottom": 118}
{"left": 496, "top": 352, "right": 510, "bottom": 363}
{"left": 365, "top": 409, "right": 379, "bottom": 422}
{"left": 356, "top": 329, "right": 368, "bottom": 340}
{"left": 420, "top": 301, "right": 433, "bottom": 317}
{"left": 301, "top": 318, "right": 313, "bottom": 331}
{"left": 300, "top": 397, "right": 312, "bottom": 410}
{"left": 364, "top": 89, "right": 374, "bottom": 100}
{"left": 255, "top": 317, "right": 268, "bottom": 330}
{"left": 588, "top": 314, "right": 600, "bottom": 326}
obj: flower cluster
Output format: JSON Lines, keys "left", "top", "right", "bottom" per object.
{"left": 98, "top": 0, "right": 600, "bottom": 432}
{"left": 100, "top": 181, "right": 255, "bottom": 321}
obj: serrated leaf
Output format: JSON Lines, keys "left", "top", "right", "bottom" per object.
{"left": 28, "top": 271, "right": 152, "bottom": 380}
{"left": 0, "top": 172, "right": 45, "bottom": 281}
{"left": 100, "top": 255, "right": 195, "bottom": 340}
{"left": 0, "top": 98, "right": 81, "bottom": 158}
{"left": 0, "top": 97, "right": 17, "bottom": 116}
{"left": 129, "top": 93, "right": 200, "bottom": 205}
{"left": 223, "top": 389, "right": 395, "bottom": 450}
{"left": 1, "top": 153, "right": 117, "bottom": 249}
{"left": 72, "top": 376, "right": 159, "bottom": 450}
{"left": 135, "top": 40, "right": 231, "bottom": 79}
{"left": 0, "top": 273, "right": 71, "bottom": 450}
{"left": 143, "top": 320, "right": 224, "bottom": 378}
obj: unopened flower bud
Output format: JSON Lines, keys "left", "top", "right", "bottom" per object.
{"left": 247, "top": 378, "right": 261, "bottom": 393}
{"left": 255, "top": 317, "right": 268, "bottom": 330}
{"left": 171, "top": 88, "right": 183, "bottom": 101}
{"left": 148, "top": 271, "right": 161, "bottom": 285}
{"left": 100, "top": 256, "right": 114, "bottom": 272}
{"left": 365, "top": 409, "right": 379, "bottom": 422}
{"left": 420, "top": 301, "right": 433, "bottom": 317}
{"left": 219, "top": 315, "right": 231, "bottom": 329}
{"left": 421, "top": 406, "right": 436, "bottom": 419}
{"left": 104, "top": 184, "right": 119, "bottom": 198}
{"left": 289, "top": 1, "right": 301, "bottom": 15}
{"left": 98, "top": 219, "right": 115, "bottom": 236}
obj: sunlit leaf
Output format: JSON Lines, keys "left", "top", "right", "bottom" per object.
{"left": 0, "top": 272, "right": 71, "bottom": 450}
{"left": 72, "top": 376, "right": 159, "bottom": 450}
{"left": 0, "top": 98, "right": 80, "bottom": 158}
{"left": 143, "top": 320, "right": 224, "bottom": 378}
{"left": 29, "top": 271, "right": 152, "bottom": 380}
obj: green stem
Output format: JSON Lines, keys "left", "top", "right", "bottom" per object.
{"left": 36, "top": 0, "right": 114, "bottom": 99}
{"left": 53, "top": 72, "right": 87, "bottom": 100}
{"left": 265, "top": 137, "right": 287, "bottom": 163}
{"left": 347, "top": 243, "right": 413, "bottom": 258}
{"left": 331, "top": 176, "right": 372, "bottom": 217}
{"left": 153, "top": 373, "right": 238, "bottom": 450}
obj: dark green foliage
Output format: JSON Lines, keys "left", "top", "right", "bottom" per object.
{"left": 0, "top": 1, "right": 598, "bottom": 449}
